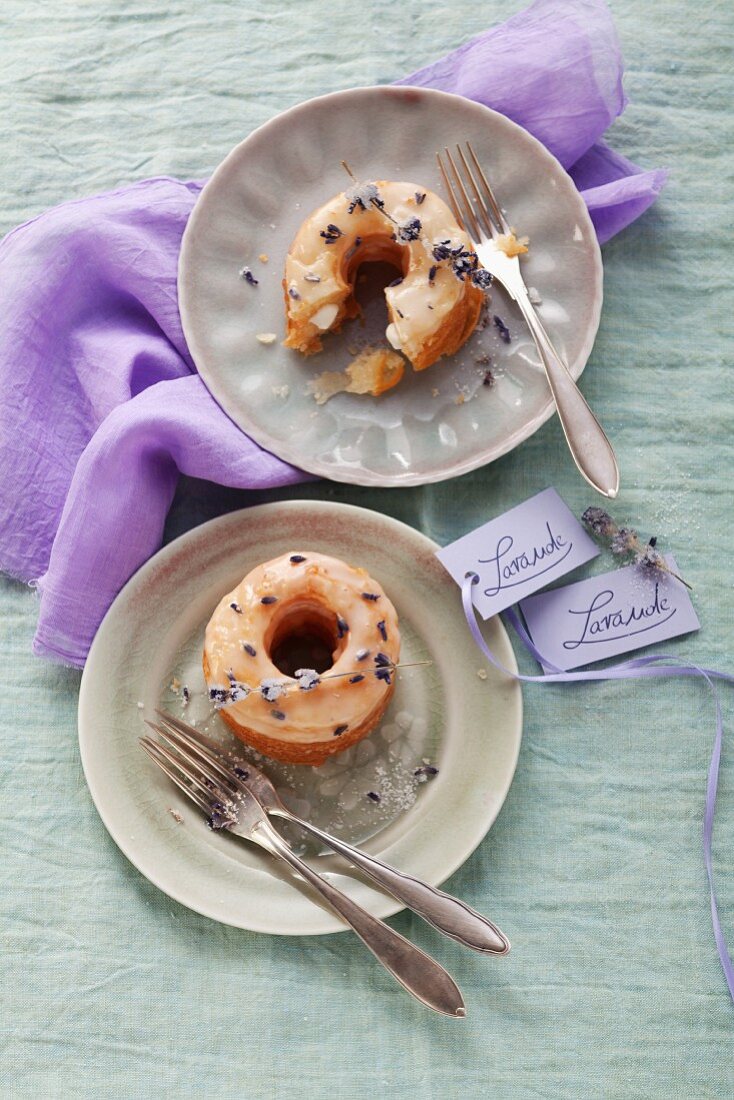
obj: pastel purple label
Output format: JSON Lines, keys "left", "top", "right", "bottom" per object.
{"left": 436, "top": 487, "right": 599, "bottom": 619}
{"left": 519, "top": 555, "right": 700, "bottom": 671}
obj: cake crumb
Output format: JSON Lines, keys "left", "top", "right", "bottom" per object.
{"left": 455, "top": 393, "right": 466, "bottom": 405}
{"left": 431, "top": 388, "right": 440, "bottom": 398}
{"left": 256, "top": 333, "right": 277, "bottom": 345}
{"left": 528, "top": 286, "right": 542, "bottom": 305}
{"left": 308, "top": 347, "right": 404, "bottom": 404}
{"left": 136, "top": 701, "right": 144, "bottom": 710}
{"left": 271, "top": 384, "right": 290, "bottom": 398}
{"left": 477, "top": 668, "right": 488, "bottom": 680}
{"left": 495, "top": 231, "right": 529, "bottom": 258}
{"left": 167, "top": 807, "right": 184, "bottom": 824}
{"left": 170, "top": 677, "right": 181, "bottom": 693}
{"left": 258, "top": 253, "right": 269, "bottom": 263}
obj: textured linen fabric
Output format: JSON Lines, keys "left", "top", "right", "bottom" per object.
{"left": 1, "top": 1, "right": 733, "bottom": 1098}
{"left": 0, "top": 0, "right": 668, "bottom": 668}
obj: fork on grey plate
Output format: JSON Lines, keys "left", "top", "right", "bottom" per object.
{"left": 141, "top": 709, "right": 511, "bottom": 1016}
{"left": 437, "top": 142, "right": 620, "bottom": 500}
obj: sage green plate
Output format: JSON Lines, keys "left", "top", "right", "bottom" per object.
{"left": 79, "top": 502, "right": 522, "bottom": 935}
{"left": 179, "top": 85, "right": 602, "bottom": 487}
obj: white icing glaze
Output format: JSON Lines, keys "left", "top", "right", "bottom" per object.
{"left": 385, "top": 323, "right": 401, "bottom": 350}
{"left": 284, "top": 181, "right": 478, "bottom": 360}
{"left": 310, "top": 303, "right": 339, "bottom": 330}
{"left": 203, "top": 552, "right": 400, "bottom": 746}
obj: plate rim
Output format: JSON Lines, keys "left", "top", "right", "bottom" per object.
{"left": 78, "top": 500, "right": 523, "bottom": 934}
{"left": 178, "top": 84, "right": 604, "bottom": 487}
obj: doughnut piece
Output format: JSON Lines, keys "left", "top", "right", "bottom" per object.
{"left": 283, "top": 180, "right": 487, "bottom": 372}
{"left": 203, "top": 551, "right": 401, "bottom": 765}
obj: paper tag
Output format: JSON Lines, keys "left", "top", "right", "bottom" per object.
{"left": 436, "top": 488, "right": 599, "bottom": 619}
{"left": 519, "top": 555, "right": 699, "bottom": 671}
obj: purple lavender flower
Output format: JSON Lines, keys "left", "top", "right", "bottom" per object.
{"left": 260, "top": 679, "right": 286, "bottom": 703}
{"left": 346, "top": 182, "right": 383, "bottom": 213}
{"left": 582, "top": 507, "right": 618, "bottom": 539}
{"left": 471, "top": 268, "right": 493, "bottom": 289}
{"left": 493, "top": 315, "right": 511, "bottom": 343}
{"left": 295, "top": 668, "right": 320, "bottom": 692}
{"left": 636, "top": 539, "right": 665, "bottom": 571}
{"left": 320, "top": 223, "right": 343, "bottom": 243}
{"left": 611, "top": 527, "right": 639, "bottom": 557}
{"left": 397, "top": 216, "right": 422, "bottom": 242}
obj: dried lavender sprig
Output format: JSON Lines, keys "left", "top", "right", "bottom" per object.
{"left": 208, "top": 659, "right": 432, "bottom": 711}
{"left": 340, "top": 160, "right": 400, "bottom": 226}
{"left": 635, "top": 538, "right": 692, "bottom": 590}
{"left": 297, "top": 658, "right": 432, "bottom": 685}
{"left": 581, "top": 507, "right": 692, "bottom": 589}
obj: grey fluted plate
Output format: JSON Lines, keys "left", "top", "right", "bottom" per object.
{"left": 179, "top": 85, "right": 602, "bottom": 486}
{"left": 78, "top": 502, "right": 522, "bottom": 935}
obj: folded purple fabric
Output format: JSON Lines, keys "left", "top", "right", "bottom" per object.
{"left": 0, "top": 0, "right": 667, "bottom": 666}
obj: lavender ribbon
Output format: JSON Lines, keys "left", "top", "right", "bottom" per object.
{"left": 460, "top": 572, "right": 734, "bottom": 1003}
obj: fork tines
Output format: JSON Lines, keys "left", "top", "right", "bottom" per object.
{"left": 140, "top": 718, "right": 241, "bottom": 827}
{"left": 436, "top": 142, "right": 509, "bottom": 241}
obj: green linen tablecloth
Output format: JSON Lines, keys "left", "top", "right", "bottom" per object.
{"left": 1, "top": 1, "right": 732, "bottom": 1096}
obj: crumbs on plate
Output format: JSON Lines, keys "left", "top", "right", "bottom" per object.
{"left": 495, "top": 231, "right": 529, "bottom": 258}
{"left": 307, "top": 346, "right": 404, "bottom": 405}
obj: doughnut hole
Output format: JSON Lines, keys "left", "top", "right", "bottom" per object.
{"left": 346, "top": 239, "right": 406, "bottom": 309}
{"left": 266, "top": 599, "right": 347, "bottom": 678}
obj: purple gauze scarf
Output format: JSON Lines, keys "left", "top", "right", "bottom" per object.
{"left": 0, "top": 0, "right": 667, "bottom": 666}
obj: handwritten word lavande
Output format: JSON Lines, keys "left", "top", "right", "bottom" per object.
{"left": 479, "top": 522, "right": 572, "bottom": 598}
{"left": 563, "top": 582, "right": 675, "bottom": 650}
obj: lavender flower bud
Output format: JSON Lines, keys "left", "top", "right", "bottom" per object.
{"left": 582, "top": 507, "right": 618, "bottom": 539}
{"left": 611, "top": 527, "right": 639, "bottom": 556}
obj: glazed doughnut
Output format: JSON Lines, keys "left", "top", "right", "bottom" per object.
{"left": 283, "top": 180, "right": 488, "bottom": 372}
{"left": 203, "top": 551, "right": 401, "bottom": 765}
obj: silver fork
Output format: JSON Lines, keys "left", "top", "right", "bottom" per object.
{"left": 153, "top": 709, "right": 510, "bottom": 955}
{"left": 437, "top": 142, "right": 620, "bottom": 499}
{"left": 140, "top": 729, "right": 466, "bottom": 1017}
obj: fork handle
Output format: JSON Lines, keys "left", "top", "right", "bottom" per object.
{"left": 251, "top": 821, "right": 466, "bottom": 1017}
{"left": 514, "top": 291, "right": 620, "bottom": 499}
{"left": 280, "top": 812, "right": 509, "bottom": 955}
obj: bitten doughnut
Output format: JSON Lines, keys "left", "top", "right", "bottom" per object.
{"left": 282, "top": 180, "right": 490, "bottom": 373}
{"left": 203, "top": 551, "right": 401, "bottom": 765}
